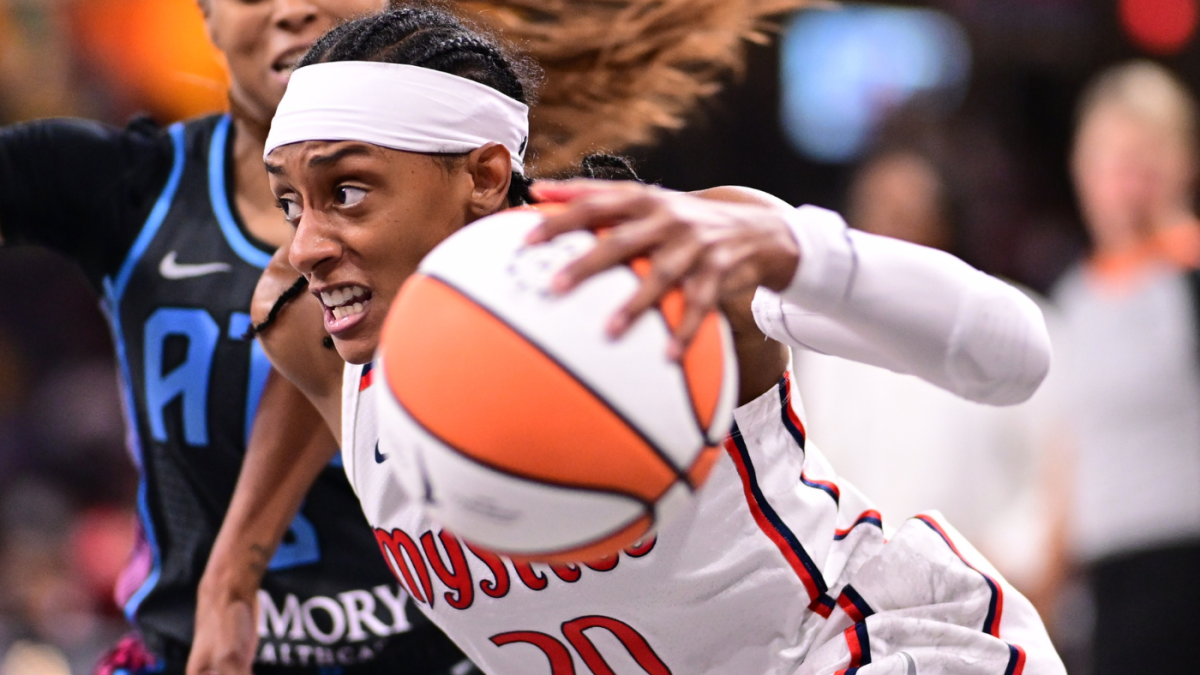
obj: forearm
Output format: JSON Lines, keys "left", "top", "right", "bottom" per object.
{"left": 199, "top": 370, "right": 339, "bottom": 601}
{"left": 754, "top": 206, "right": 1051, "bottom": 405}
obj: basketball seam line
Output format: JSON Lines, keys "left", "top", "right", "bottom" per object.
{"left": 620, "top": 260, "right": 715, "bottom": 453}
{"left": 424, "top": 271, "right": 695, "bottom": 487}
{"left": 382, "top": 355, "right": 663, "bottom": 508}
{"left": 473, "top": 513, "right": 652, "bottom": 562}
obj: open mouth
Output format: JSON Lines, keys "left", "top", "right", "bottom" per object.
{"left": 272, "top": 45, "right": 311, "bottom": 76}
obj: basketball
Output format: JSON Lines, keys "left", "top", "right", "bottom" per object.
{"left": 375, "top": 206, "right": 738, "bottom": 563}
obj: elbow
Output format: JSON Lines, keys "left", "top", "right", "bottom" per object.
{"left": 947, "top": 283, "right": 1052, "bottom": 406}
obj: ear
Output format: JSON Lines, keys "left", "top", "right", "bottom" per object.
{"left": 464, "top": 143, "right": 513, "bottom": 220}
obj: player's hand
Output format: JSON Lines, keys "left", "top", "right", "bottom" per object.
{"left": 186, "top": 583, "right": 258, "bottom": 675}
{"left": 526, "top": 179, "right": 800, "bottom": 358}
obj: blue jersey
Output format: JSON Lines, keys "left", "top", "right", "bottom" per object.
{"left": 0, "top": 113, "right": 466, "bottom": 672}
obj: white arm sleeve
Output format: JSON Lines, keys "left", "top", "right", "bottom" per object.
{"left": 752, "top": 206, "right": 1051, "bottom": 405}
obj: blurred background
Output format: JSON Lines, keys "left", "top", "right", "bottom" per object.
{"left": 1, "top": 0, "right": 1197, "bottom": 672}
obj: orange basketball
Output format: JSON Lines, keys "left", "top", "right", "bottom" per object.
{"left": 376, "top": 206, "right": 737, "bottom": 563}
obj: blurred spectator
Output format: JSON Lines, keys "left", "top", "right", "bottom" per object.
{"left": 1, "top": 1, "right": 161, "bottom": 671}
{"left": 0, "top": 0, "right": 83, "bottom": 121}
{"left": 795, "top": 138, "right": 1068, "bottom": 609}
{"left": 1053, "top": 60, "right": 1200, "bottom": 675}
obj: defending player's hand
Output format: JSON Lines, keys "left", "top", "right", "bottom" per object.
{"left": 186, "top": 589, "right": 258, "bottom": 675}
{"left": 526, "top": 179, "right": 800, "bottom": 358}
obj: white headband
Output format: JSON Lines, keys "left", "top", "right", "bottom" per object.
{"left": 264, "top": 61, "right": 530, "bottom": 173}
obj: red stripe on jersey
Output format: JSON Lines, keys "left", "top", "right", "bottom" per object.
{"left": 834, "top": 622, "right": 870, "bottom": 674}
{"left": 801, "top": 473, "right": 841, "bottom": 503}
{"left": 834, "top": 510, "right": 883, "bottom": 541}
{"left": 916, "top": 514, "right": 1005, "bottom": 638}
{"left": 782, "top": 371, "right": 806, "bottom": 435}
{"left": 359, "top": 368, "right": 374, "bottom": 391}
{"left": 836, "top": 585, "right": 875, "bottom": 624}
{"left": 1004, "top": 644, "right": 1027, "bottom": 675}
{"left": 724, "top": 432, "right": 829, "bottom": 605}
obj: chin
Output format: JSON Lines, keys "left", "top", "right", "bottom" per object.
{"left": 335, "top": 339, "right": 375, "bottom": 366}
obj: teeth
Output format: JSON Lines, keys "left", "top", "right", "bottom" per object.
{"left": 330, "top": 300, "right": 367, "bottom": 322}
{"left": 321, "top": 286, "right": 368, "bottom": 310}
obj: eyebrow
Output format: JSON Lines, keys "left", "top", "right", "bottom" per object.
{"left": 264, "top": 162, "right": 283, "bottom": 175}
{"left": 308, "top": 144, "right": 374, "bottom": 168}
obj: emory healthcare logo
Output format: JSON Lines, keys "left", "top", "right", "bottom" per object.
{"left": 254, "top": 585, "right": 411, "bottom": 668}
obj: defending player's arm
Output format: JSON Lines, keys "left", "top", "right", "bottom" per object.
{"left": 190, "top": 246, "right": 344, "bottom": 675}
{"left": 0, "top": 119, "right": 170, "bottom": 277}
{"left": 190, "top": 370, "right": 337, "bottom": 675}
{"left": 529, "top": 180, "right": 1051, "bottom": 407}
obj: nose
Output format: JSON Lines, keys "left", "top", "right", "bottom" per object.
{"left": 288, "top": 214, "right": 340, "bottom": 277}
{"left": 273, "top": 0, "right": 318, "bottom": 32}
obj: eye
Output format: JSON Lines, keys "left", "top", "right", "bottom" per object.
{"left": 277, "top": 197, "right": 302, "bottom": 223}
{"left": 336, "top": 186, "right": 367, "bottom": 207}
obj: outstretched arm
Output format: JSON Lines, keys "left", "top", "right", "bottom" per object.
{"left": 189, "top": 246, "right": 345, "bottom": 675}
{"left": 749, "top": 206, "right": 1050, "bottom": 405}
{"left": 529, "top": 180, "right": 1050, "bottom": 407}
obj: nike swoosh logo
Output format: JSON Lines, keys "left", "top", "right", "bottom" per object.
{"left": 374, "top": 442, "right": 388, "bottom": 464}
{"left": 159, "top": 251, "right": 232, "bottom": 280}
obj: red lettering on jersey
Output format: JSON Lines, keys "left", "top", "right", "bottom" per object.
{"left": 584, "top": 553, "right": 619, "bottom": 572}
{"left": 398, "top": 528, "right": 654, "bottom": 609}
{"left": 513, "top": 561, "right": 549, "bottom": 590}
{"left": 550, "top": 563, "right": 582, "bottom": 583}
{"left": 562, "top": 616, "right": 671, "bottom": 675}
{"left": 420, "top": 530, "right": 475, "bottom": 610}
{"left": 466, "top": 543, "right": 511, "bottom": 599}
{"left": 373, "top": 529, "right": 434, "bottom": 607}
{"left": 491, "top": 631, "right": 576, "bottom": 675}
{"left": 624, "top": 536, "right": 657, "bottom": 558}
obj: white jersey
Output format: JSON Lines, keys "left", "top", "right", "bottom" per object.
{"left": 341, "top": 206, "right": 1064, "bottom": 674}
{"left": 345, "top": 364, "right": 1062, "bottom": 674}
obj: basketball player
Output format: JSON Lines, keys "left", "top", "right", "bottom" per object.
{"left": 1, "top": 1, "right": 818, "bottom": 672}
{"left": 0, "top": 2, "right": 482, "bottom": 673}
{"left": 251, "top": 7, "right": 1065, "bottom": 673}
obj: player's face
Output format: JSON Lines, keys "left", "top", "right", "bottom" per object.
{"left": 201, "top": 0, "right": 387, "bottom": 129}
{"left": 267, "top": 141, "right": 476, "bottom": 364}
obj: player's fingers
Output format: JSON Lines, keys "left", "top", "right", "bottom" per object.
{"left": 608, "top": 239, "right": 704, "bottom": 337}
{"left": 550, "top": 215, "right": 670, "bottom": 293}
{"left": 527, "top": 187, "right": 662, "bottom": 244}
{"left": 668, "top": 273, "right": 721, "bottom": 360}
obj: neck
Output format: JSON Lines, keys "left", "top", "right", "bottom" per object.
{"left": 230, "top": 105, "right": 292, "bottom": 249}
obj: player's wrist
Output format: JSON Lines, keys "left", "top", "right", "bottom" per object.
{"left": 198, "top": 545, "right": 269, "bottom": 605}
{"left": 756, "top": 207, "right": 802, "bottom": 293}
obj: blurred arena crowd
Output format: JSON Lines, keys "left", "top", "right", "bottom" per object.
{"left": 1, "top": 0, "right": 1199, "bottom": 673}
